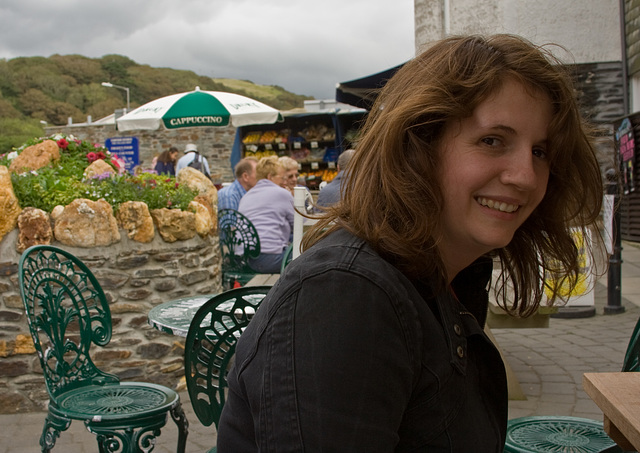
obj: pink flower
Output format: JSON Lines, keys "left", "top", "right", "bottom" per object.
{"left": 86, "top": 152, "right": 98, "bottom": 163}
{"left": 94, "top": 143, "right": 101, "bottom": 148}
{"left": 57, "top": 138, "right": 69, "bottom": 149}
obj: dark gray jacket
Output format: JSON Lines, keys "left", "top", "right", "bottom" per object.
{"left": 218, "top": 229, "right": 507, "bottom": 452}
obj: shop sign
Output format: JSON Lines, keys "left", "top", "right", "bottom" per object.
{"left": 105, "top": 136, "right": 139, "bottom": 173}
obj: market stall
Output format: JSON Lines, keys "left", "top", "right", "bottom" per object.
{"left": 231, "top": 104, "right": 366, "bottom": 189}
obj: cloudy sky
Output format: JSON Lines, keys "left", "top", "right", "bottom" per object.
{"left": 0, "top": 0, "right": 416, "bottom": 100}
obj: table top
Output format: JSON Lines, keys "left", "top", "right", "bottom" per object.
{"left": 583, "top": 372, "right": 640, "bottom": 451}
{"left": 147, "top": 294, "right": 216, "bottom": 337}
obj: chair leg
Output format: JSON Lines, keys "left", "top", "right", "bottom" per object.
{"left": 94, "top": 426, "right": 162, "bottom": 453}
{"left": 40, "top": 411, "right": 71, "bottom": 453}
{"left": 171, "top": 401, "right": 189, "bottom": 453}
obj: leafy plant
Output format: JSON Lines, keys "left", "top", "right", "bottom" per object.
{"left": 2, "top": 134, "right": 199, "bottom": 213}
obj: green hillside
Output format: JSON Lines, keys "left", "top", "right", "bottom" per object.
{"left": 0, "top": 54, "right": 313, "bottom": 153}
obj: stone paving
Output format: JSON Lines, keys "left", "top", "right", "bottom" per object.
{"left": 2, "top": 242, "right": 640, "bottom": 452}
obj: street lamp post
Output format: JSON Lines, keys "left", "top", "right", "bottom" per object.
{"left": 101, "top": 82, "right": 130, "bottom": 111}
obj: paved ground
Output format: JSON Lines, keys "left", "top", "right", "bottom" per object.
{"left": 2, "top": 242, "right": 640, "bottom": 452}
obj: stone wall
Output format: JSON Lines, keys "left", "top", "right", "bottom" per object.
{"left": 0, "top": 228, "right": 222, "bottom": 414}
{"left": 48, "top": 123, "right": 238, "bottom": 183}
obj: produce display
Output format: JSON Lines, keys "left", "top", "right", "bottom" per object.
{"left": 241, "top": 121, "right": 344, "bottom": 189}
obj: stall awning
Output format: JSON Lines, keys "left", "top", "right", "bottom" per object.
{"left": 335, "top": 63, "right": 405, "bottom": 110}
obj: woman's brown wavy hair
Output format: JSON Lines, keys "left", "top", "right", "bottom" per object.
{"left": 303, "top": 34, "right": 604, "bottom": 316}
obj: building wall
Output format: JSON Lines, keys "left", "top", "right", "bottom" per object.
{"left": 415, "top": 0, "right": 621, "bottom": 64}
{"left": 0, "top": 229, "right": 222, "bottom": 413}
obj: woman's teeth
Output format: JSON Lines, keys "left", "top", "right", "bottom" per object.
{"left": 477, "top": 197, "right": 519, "bottom": 213}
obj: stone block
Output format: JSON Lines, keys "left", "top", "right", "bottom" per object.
{"left": 115, "top": 254, "right": 150, "bottom": 269}
{"left": 130, "top": 278, "right": 150, "bottom": 287}
{"left": 93, "top": 269, "right": 130, "bottom": 288}
{"left": 16, "top": 207, "right": 53, "bottom": 252}
{"left": 137, "top": 343, "right": 171, "bottom": 359}
{"left": 8, "top": 139, "right": 60, "bottom": 173}
{"left": 2, "top": 293, "right": 23, "bottom": 309}
{"left": 133, "top": 268, "right": 168, "bottom": 278}
{"left": 54, "top": 198, "right": 121, "bottom": 247}
{"left": 178, "top": 269, "right": 210, "bottom": 286}
{"left": 120, "top": 288, "right": 153, "bottom": 301}
{"left": 0, "top": 359, "right": 29, "bottom": 376}
{"left": 0, "top": 310, "right": 22, "bottom": 322}
{"left": 154, "top": 278, "right": 177, "bottom": 292}
{"left": 0, "top": 263, "right": 18, "bottom": 276}
{"left": 93, "top": 350, "right": 132, "bottom": 361}
{"left": 154, "top": 251, "right": 185, "bottom": 261}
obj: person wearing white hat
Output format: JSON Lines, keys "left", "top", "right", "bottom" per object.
{"left": 176, "top": 143, "right": 211, "bottom": 178}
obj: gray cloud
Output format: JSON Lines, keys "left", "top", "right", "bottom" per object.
{"left": 0, "top": 0, "right": 415, "bottom": 99}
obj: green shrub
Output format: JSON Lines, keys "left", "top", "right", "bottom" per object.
{"left": 1, "top": 134, "right": 199, "bottom": 213}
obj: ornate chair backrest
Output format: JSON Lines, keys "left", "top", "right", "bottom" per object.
{"left": 19, "top": 245, "right": 117, "bottom": 399}
{"left": 218, "top": 209, "right": 261, "bottom": 273}
{"left": 184, "top": 286, "right": 270, "bottom": 428}
{"left": 623, "top": 313, "right": 640, "bottom": 372}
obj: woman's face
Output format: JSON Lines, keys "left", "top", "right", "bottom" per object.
{"left": 170, "top": 151, "right": 179, "bottom": 162}
{"left": 283, "top": 168, "right": 298, "bottom": 191}
{"left": 436, "top": 78, "right": 552, "bottom": 279}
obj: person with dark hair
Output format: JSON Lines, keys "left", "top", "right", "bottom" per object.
{"left": 316, "top": 148, "right": 356, "bottom": 208}
{"left": 153, "top": 147, "right": 179, "bottom": 176}
{"left": 218, "top": 34, "right": 606, "bottom": 451}
{"left": 217, "top": 157, "right": 258, "bottom": 211}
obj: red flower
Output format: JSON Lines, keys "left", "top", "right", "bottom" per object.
{"left": 96, "top": 151, "right": 106, "bottom": 160}
{"left": 86, "top": 152, "right": 98, "bottom": 163}
{"left": 57, "top": 138, "right": 69, "bottom": 149}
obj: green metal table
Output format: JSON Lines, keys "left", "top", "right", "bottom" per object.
{"left": 148, "top": 295, "right": 216, "bottom": 337}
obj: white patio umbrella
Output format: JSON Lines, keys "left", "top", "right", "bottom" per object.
{"left": 116, "top": 87, "right": 281, "bottom": 131}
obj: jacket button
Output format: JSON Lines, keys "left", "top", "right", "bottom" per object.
{"left": 457, "top": 345, "right": 464, "bottom": 358}
{"left": 453, "top": 324, "right": 462, "bottom": 335}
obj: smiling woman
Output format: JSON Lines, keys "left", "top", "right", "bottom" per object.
{"left": 217, "top": 34, "right": 606, "bottom": 452}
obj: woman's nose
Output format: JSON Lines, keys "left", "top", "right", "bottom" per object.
{"left": 500, "top": 152, "right": 542, "bottom": 190}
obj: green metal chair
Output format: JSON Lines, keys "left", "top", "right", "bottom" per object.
{"left": 19, "top": 245, "right": 189, "bottom": 453}
{"left": 503, "top": 313, "right": 640, "bottom": 453}
{"left": 280, "top": 243, "right": 294, "bottom": 273}
{"left": 184, "top": 285, "right": 271, "bottom": 452}
{"left": 218, "top": 209, "right": 261, "bottom": 289}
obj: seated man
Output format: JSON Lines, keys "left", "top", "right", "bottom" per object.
{"left": 238, "top": 156, "right": 294, "bottom": 273}
{"left": 218, "top": 157, "right": 258, "bottom": 212}
{"left": 316, "top": 149, "right": 355, "bottom": 209}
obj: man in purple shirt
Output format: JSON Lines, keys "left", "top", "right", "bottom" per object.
{"left": 238, "top": 156, "right": 294, "bottom": 273}
{"left": 218, "top": 157, "right": 258, "bottom": 212}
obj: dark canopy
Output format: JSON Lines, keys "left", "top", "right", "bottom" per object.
{"left": 335, "top": 63, "right": 405, "bottom": 110}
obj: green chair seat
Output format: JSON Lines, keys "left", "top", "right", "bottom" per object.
{"left": 503, "top": 311, "right": 640, "bottom": 453}
{"left": 19, "top": 245, "right": 189, "bottom": 453}
{"left": 504, "top": 416, "right": 621, "bottom": 453}
{"left": 54, "top": 383, "right": 179, "bottom": 419}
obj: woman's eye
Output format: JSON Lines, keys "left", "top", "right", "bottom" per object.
{"left": 481, "top": 137, "right": 501, "bottom": 147}
{"left": 532, "top": 147, "right": 547, "bottom": 159}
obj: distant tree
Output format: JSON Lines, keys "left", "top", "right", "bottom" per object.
{"left": 0, "top": 117, "right": 43, "bottom": 153}
{"left": 51, "top": 54, "right": 105, "bottom": 84}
